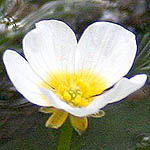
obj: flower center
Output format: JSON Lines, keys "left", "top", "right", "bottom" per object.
{"left": 40, "top": 70, "right": 107, "bottom": 107}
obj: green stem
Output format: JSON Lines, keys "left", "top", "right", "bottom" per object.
{"left": 57, "top": 119, "right": 73, "bottom": 150}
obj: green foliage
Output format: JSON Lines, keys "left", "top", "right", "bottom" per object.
{"left": 131, "top": 33, "right": 150, "bottom": 76}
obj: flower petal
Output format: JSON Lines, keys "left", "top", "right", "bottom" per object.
{"left": 75, "top": 22, "right": 137, "bottom": 88}
{"left": 45, "top": 109, "right": 68, "bottom": 129}
{"left": 108, "top": 74, "right": 147, "bottom": 103}
{"left": 69, "top": 115, "right": 88, "bottom": 135}
{"left": 3, "top": 50, "right": 51, "bottom": 106}
{"left": 40, "top": 74, "right": 147, "bottom": 117}
{"left": 40, "top": 87, "right": 107, "bottom": 117}
{"left": 23, "top": 19, "right": 77, "bottom": 81}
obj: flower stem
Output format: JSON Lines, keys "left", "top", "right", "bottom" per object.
{"left": 57, "top": 119, "right": 73, "bottom": 150}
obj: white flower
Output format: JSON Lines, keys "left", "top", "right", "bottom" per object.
{"left": 3, "top": 20, "right": 147, "bottom": 132}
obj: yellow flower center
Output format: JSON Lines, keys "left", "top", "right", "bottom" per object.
{"left": 40, "top": 70, "right": 107, "bottom": 107}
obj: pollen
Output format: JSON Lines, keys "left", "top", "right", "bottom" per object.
{"left": 40, "top": 70, "right": 107, "bottom": 107}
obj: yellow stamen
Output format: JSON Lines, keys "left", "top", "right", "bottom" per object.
{"left": 40, "top": 70, "right": 107, "bottom": 107}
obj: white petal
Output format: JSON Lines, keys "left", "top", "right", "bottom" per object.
{"left": 40, "top": 74, "right": 147, "bottom": 117}
{"left": 108, "top": 74, "right": 147, "bottom": 103}
{"left": 3, "top": 50, "right": 51, "bottom": 106}
{"left": 75, "top": 22, "right": 137, "bottom": 88}
{"left": 23, "top": 19, "right": 77, "bottom": 81}
{"left": 40, "top": 87, "right": 95, "bottom": 117}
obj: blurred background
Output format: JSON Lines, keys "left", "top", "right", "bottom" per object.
{"left": 0, "top": 0, "right": 150, "bottom": 149}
